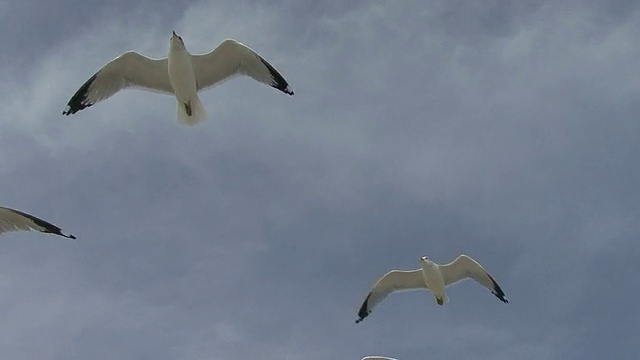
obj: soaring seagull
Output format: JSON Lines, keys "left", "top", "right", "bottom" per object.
{"left": 0, "top": 206, "right": 76, "bottom": 239}
{"left": 63, "top": 32, "right": 294, "bottom": 125}
{"left": 356, "top": 254, "right": 508, "bottom": 323}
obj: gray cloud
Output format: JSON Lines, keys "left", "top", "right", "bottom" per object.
{"left": 0, "top": 0, "right": 639, "bottom": 359}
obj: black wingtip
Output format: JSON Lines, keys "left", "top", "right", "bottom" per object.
{"left": 9, "top": 208, "right": 76, "bottom": 240}
{"left": 258, "top": 57, "right": 294, "bottom": 96}
{"left": 51, "top": 231, "right": 76, "bottom": 239}
{"left": 44, "top": 227, "right": 76, "bottom": 240}
{"left": 63, "top": 74, "right": 97, "bottom": 115}
{"left": 488, "top": 275, "right": 508, "bottom": 303}
{"left": 356, "top": 293, "right": 371, "bottom": 324}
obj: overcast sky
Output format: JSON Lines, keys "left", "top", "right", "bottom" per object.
{"left": 1, "top": 0, "right": 639, "bottom": 359}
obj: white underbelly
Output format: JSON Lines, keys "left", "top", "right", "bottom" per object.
{"left": 168, "top": 54, "right": 197, "bottom": 102}
{"left": 422, "top": 267, "right": 446, "bottom": 297}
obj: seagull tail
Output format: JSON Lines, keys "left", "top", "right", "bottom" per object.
{"left": 434, "top": 294, "right": 448, "bottom": 305}
{"left": 176, "top": 96, "right": 208, "bottom": 125}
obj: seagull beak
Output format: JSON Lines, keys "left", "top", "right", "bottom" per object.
{"left": 172, "top": 30, "right": 177, "bottom": 38}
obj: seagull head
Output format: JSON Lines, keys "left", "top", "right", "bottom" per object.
{"left": 419, "top": 256, "right": 430, "bottom": 263}
{"left": 169, "top": 31, "right": 185, "bottom": 50}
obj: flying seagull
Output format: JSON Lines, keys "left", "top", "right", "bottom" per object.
{"left": 362, "top": 357, "right": 398, "bottom": 360}
{"left": 356, "top": 254, "right": 507, "bottom": 323}
{"left": 0, "top": 206, "right": 76, "bottom": 239}
{"left": 63, "top": 32, "right": 294, "bottom": 125}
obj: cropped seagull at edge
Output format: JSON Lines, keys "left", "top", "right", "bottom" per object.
{"left": 0, "top": 206, "right": 76, "bottom": 239}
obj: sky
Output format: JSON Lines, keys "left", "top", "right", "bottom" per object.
{"left": 1, "top": 0, "right": 639, "bottom": 359}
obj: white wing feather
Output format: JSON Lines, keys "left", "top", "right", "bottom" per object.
{"left": 356, "top": 269, "right": 426, "bottom": 323}
{"left": 439, "top": 255, "right": 493, "bottom": 287}
{"left": 191, "top": 39, "right": 293, "bottom": 94}
{"left": 439, "top": 254, "right": 508, "bottom": 303}
{"left": 63, "top": 51, "right": 172, "bottom": 115}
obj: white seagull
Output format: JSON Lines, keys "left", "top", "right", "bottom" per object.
{"left": 63, "top": 32, "right": 294, "bottom": 125}
{"left": 0, "top": 206, "right": 75, "bottom": 239}
{"left": 356, "top": 254, "right": 507, "bottom": 323}
{"left": 362, "top": 357, "right": 398, "bottom": 360}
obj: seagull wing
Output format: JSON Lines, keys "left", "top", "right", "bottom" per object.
{"left": 191, "top": 39, "right": 294, "bottom": 95}
{"left": 356, "top": 269, "right": 426, "bottom": 323}
{"left": 0, "top": 207, "right": 76, "bottom": 239}
{"left": 63, "top": 51, "right": 173, "bottom": 115}
{"left": 439, "top": 254, "right": 508, "bottom": 303}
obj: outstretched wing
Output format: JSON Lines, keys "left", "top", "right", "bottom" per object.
{"left": 439, "top": 254, "right": 508, "bottom": 303}
{"left": 0, "top": 206, "right": 76, "bottom": 239}
{"left": 63, "top": 51, "right": 172, "bottom": 115}
{"left": 191, "top": 39, "right": 294, "bottom": 95}
{"left": 356, "top": 269, "right": 426, "bottom": 323}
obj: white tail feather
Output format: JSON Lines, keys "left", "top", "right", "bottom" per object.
{"left": 176, "top": 96, "right": 208, "bottom": 125}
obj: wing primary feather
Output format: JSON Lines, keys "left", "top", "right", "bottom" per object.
{"left": 63, "top": 74, "right": 97, "bottom": 115}
{"left": 258, "top": 56, "right": 294, "bottom": 95}
{"left": 9, "top": 208, "right": 76, "bottom": 239}
{"left": 356, "top": 292, "right": 372, "bottom": 323}
{"left": 0, "top": 207, "right": 76, "bottom": 239}
{"left": 488, "top": 274, "right": 508, "bottom": 303}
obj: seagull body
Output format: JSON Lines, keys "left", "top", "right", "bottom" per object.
{"left": 63, "top": 32, "right": 294, "bottom": 125}
{"left": 0, "top": 206, "right": 75, "bottom": 239}
{"left": 167, "top": 33, "right": 204, "bottom": 123}
{"left": 356, "top": 254, "right": 507, "bottom": 323}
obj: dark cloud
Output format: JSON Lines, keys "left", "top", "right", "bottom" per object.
{"left": 0, "top": 0, "right": 638, "bottom": 359}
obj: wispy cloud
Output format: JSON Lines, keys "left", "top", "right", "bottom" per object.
{"left": 0, "top": 0, "right": 639, "bottom": 359}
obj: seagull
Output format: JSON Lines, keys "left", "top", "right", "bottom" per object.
{"left": 63, "top": 31, "right": 294, "bottom": 125}
{"left": 356, "top": 254, "right": 507, "bottom": 323}
{"left": 362, "top": 357, "right": 398, "bottom": 360}
{"left": 0, "top": 206, "right": 76, "bottom": 239}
